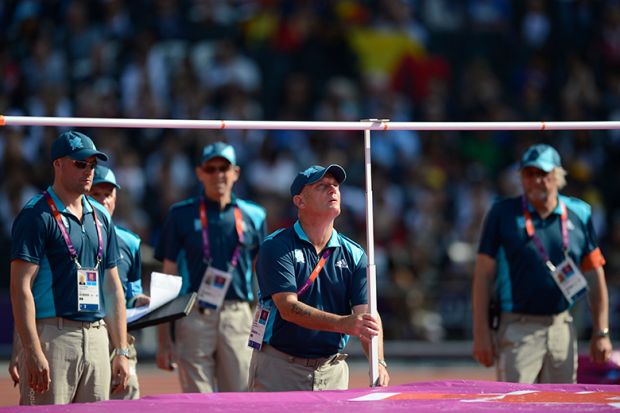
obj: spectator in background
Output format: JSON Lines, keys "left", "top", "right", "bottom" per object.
{"left": 155, "top": 141, "right": 267, "bottom": 392}
{"left": 472, "top": 144, "right": 612, "bottom": 383}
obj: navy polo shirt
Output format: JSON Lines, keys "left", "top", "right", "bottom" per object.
{"left": 478, "top": 194, "right": 605, "bottom": 315}
{"left": 115, "top": 225, "right": 143, "bottom": 305}
{"left": 256, "top": 221, "right": 368, "bottom": 359}
{"left": 11, "top": 187, "right": 120, "bottom": 322}
{"left": 155, "top": 194, "right": 267, "bottom": 301}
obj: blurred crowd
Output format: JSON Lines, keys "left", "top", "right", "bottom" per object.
{"left": 2, "top": 0, "right": 620, "bottom": 341}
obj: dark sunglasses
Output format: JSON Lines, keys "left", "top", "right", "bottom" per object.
{"left": 72, "top": 160, "right": 97, "bottom": 170}
{"left": 202, "top": 164, "right": 232, "bottom": 174}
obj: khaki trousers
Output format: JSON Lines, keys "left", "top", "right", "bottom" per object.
{"left": 19, "top": 318, "right": 110, "bottom": 405}
{"left": 174, "top": 301, "right": 253, "bottom": 392}
{"left": 496, "top": 311, "right": 577, "bottom": 383}
{"left": 249, "top": 344, "right": 349, "bottom": 392}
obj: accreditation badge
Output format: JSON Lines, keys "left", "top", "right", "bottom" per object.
{"left": 248, "top": 301, "right": 272, "bottom": 350}
{"left": 77, "top": 268, "right": 100, "bottom": 312}
{"left": 550, "top": 257, "right": 589, "bottom": 304}
{"left": 197, "top": 265, "right": 232, "bottom": 310}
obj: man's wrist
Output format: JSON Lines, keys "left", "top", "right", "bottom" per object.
{"left": 113, "top": 347, "right": 130, "bottom": 358}
{"left": 378, "top": 359, "right": 388, "bottom": 368}
{"left": 593, "top": 328, "right": 610, "bottom": 338}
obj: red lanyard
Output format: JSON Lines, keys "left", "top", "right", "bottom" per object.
{"left": 521, "top": 196, "right": 568, "bottom": 271}
{"left": 199, "top": 197, "right": 244, "bottom": 268}
{"left": 297, "top": 249, "right": 332, "bottom": 296}
{"left": 44, "top": 191, "right": 103, "bottom": 268}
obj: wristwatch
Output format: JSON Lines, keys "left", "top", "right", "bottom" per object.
{"left": 114, "top": 347, "right": 130, "bottom": 358}
{"left": 378, "top": 359, "right": 388, "bottom": 368}
{"left": 594, "top": 328, "right": 610, "bottom": 338}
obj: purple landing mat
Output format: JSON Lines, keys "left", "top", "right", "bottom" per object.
{"left": 3, "top": 380, "right": 620, "bottom": 413}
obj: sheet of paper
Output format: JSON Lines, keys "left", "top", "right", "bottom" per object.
{"left": 126, "top": 272, "right": 182, "bottom": 323}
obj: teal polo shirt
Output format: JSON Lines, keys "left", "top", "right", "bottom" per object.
{"left": 256, "top": 221, "right": 368, "bottom": 358}
{"left": 478, "top": 194, "right": 604, "bottom": 315}
{"left": 154, "top": 194, "right": 267, "bottom": 301}
{"left": 11, "top": 186, "right": 120, "bottom": 321}
{"left": 115, "top": 225, "right": 143, "bottom": 306}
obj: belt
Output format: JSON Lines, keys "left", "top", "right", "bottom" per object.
{"left": 501, "top": 311, "right": 570, "bottom": 326}
{"left": 197, "top": 300, "right": 248, "bottom": 314}
{"left": 37, "top": 317, "right": 106, "bottom": 329}
{"left": 262, "top": 344, "right": 348, "bottom": 369}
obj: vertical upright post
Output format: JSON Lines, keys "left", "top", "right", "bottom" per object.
{"left": 363, "top": 126, "right": 379, "bottom": 386}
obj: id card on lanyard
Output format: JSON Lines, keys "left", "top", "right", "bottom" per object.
{"left": 247, "top": 249, "right": 332, "bottom": 350}
{"left": 522, "top": 196, "right": 588, "bottom": 305}
{"left": 44, "top": 191, "right": 103, "bottom": 312}
{"left": 77, "top": 268, "right": 100, "bottom": 311}
{"left": 550, "top": 257, "right": 588, "bottom": 304}
{"left": 196, "top": 198, "right": 244, "bottom": 310}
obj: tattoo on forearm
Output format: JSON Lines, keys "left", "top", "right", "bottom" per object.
{"left": 291, "top": 303, "right": 312, "bottom": 317}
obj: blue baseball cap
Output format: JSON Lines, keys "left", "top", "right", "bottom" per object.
{"left": 201, "top": 141, "right": 236, "bottom": 165}
{"left": 519, "top": 144, "right": 561, "bottom": 173}
{"left": 290, "top": 164, "right": 347, "bottom": 196}
{"left": 93, "top": 165, "right": 120, "bottom": 189}
{"left": 50, "top": 131, "right": 108, "bottom": 161}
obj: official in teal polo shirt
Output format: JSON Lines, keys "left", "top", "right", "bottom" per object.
{"left": 10, "top": 131, "right": 129, "bottom": 405}
{"left": 154, "top": 141, "right": 267, "bottom": 393}
{"left": 472, "top": 144, "right": 612, "bottom": 384}
{"left": 89, "top": 165, "right": 150, "bottom": 400}
{"left": 249, "top": 164, "right": 390, "bottom": 392}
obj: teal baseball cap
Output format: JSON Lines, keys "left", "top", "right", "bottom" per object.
{"left": 290, "top": 164, "right": 347, "bottom": 196}
{"left": 93, "top": 165, "right": 120, "bottom": 189}
{"left": 50, "top": 131, "right": 108, "bottom": 161}
{"left": 201, "top": 141, "right": 236, "bottom": 165}
{"left": 519, "top": 144, "right": 561, "bottom": 173}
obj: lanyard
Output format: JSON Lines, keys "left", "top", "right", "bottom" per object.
{"left": 44, "top": 191, "right": 103, "bottom": 269}
{"left": 297, "top": 249, "right": 332, "bottom": 296}
{"left": 521, "top": 195, "right": 568, "bottom": 271}
{"left": 199, "top": 197, "right": 244, "bottom": 268}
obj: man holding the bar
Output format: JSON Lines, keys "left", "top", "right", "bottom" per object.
{"left": 248, "top": 164, "right": 389, "bottom": 391}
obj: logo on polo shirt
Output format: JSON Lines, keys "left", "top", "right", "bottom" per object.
{"left": 294, "top": 250, "right": 305, "bottom": 263}
{"left": 335, "top": 259, "right": 348, "bottom": 269}
{"left": 567, "top": 219, "right": 575, "bottom": 231}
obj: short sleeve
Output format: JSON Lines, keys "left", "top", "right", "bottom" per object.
{"left": 11, "top": 209, "right": 47, "bottom": 265}
{"left": 154, "top": 210, "right": 181, "bottom": 262}
{"left": 477, "top": 203, "right": 501, "bottom": 258}
{"left": 256, "top": 238, "right": 297, "bottom": 298}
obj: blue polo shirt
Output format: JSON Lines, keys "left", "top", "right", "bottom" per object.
{"left": 256, "top": 221, "right": 368, "bottom": 358}
{"left": 478, "top": 194, "right": 605, "bottom": 315}
{"left": 11, "top": 187, "right": 120, "bottom": 322}
{"left": 115, "top": 225, "right": 143, "bottom": 306}
{"left": 155, "top": 194, "right": 267, "bottom": 301}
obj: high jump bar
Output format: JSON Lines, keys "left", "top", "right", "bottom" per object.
{"left": 2, "top": 116, "right": 620, "bottom": 131}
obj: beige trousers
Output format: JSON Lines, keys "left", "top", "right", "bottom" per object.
{"left": 249, "top": 344, "right": 349, "bottom": 392}
{"left": 496, "top": 311, "right": 577, "bottom": 383}
{"left": 174, "top": 301, "right": 253, "bottom": 392}
{"left": 19, "top": 318, "right": 110, "bottom": 405}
